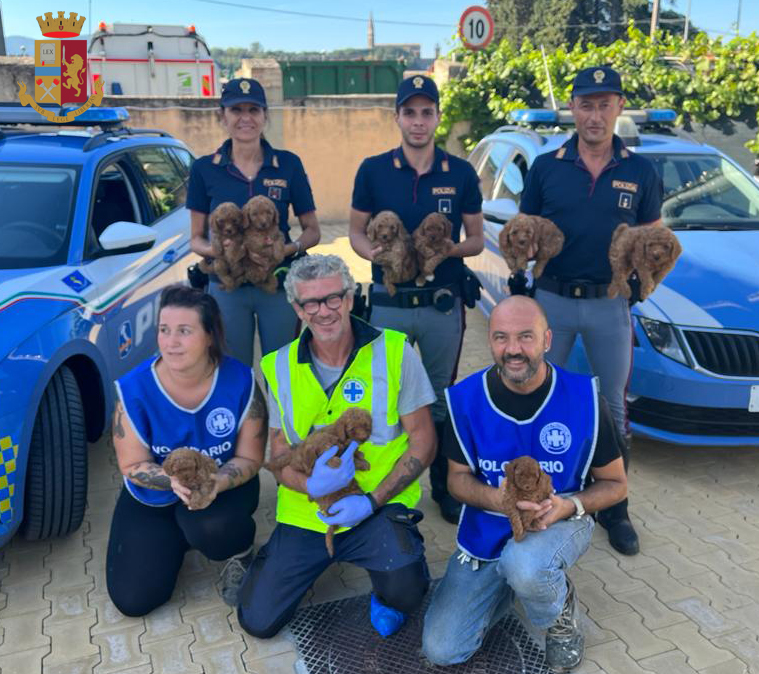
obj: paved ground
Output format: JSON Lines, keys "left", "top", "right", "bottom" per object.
{"left": 2, "top": 224, "right": 759, "bottom": 674}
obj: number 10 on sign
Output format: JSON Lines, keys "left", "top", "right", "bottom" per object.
{"left": 459, "top": 5, "right": 495, "bottom": 50}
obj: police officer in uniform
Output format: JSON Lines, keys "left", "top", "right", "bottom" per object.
{"left": 187, "top": 77, "right": 320, "bottom": 366}
{"left": 519, "top": 66, "right": 663, "bottom": 555}
{"left": 349, "top": 75, "right": 484, "bottom": 524}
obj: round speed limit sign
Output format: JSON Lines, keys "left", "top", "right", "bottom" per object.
{"left": 459, "top": 5, "right": 495, "bottom": 50}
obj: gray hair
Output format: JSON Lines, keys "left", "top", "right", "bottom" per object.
{"left": 284, "top": 254, "right": 356, "bottom": 303}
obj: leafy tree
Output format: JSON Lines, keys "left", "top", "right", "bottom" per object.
{"left": 437, "top": 24, "right": 759, "bottom": 154}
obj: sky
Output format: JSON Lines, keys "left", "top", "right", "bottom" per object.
{"left": 2, "top": 0, "right": 758, "bottom": 57}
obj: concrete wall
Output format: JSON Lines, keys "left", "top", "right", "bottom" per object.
{"left": 0, "top": 56, "right": 33, "bottom": 100}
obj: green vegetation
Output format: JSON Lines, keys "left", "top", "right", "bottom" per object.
{"left": 437, "top": 25, "right": 759, "bottom": 153}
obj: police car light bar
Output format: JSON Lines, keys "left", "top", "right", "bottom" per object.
{"left": 0, "top": 105, "right": 129, "bottom": 126}
{"left": 509, "top": 109, "right": 676, "bottom": 125}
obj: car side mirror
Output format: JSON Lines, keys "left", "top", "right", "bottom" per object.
{"left": 98, "top": 221, "right": 156, "bottom": 254}
{"left": 483, "top": 198, "right": 519, "bottom": 225}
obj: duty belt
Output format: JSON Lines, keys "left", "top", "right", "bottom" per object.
{"left": 370, "top": 283, "right": 459, "bottom": 309}
{"left": 536, "top": 276, "right": 611, "bottom": 299}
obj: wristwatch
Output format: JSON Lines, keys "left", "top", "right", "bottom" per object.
{"left": 568, "top": 495, "right": 586, "bottom": 520}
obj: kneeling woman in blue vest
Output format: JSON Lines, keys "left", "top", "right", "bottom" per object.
{"left": 106, "top": 285, "right": 267, "bottom": 616}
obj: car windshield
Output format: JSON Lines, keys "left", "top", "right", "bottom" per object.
{"left": 0, "top": 164, "right": 78, "bottom": 269}
{"left": 646, "top": 153, "right": 759, "bottom": 230}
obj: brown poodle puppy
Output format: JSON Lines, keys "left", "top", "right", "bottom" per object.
{"left": 498, "top": 214, "right": 565, "bottom": 279}
{"left": 367, "top": 210, "right": 418, "bottom": 296}
{"left": 607, "top": 223, "right": 682, "bottom": 300}
{"left": 162, "top": 447, "right": 219, "bottom": 510}
{"left": 199, "top": 202, "right": 248, "bottom": 290}
{"left": 241, "top": 195, "right": 286, "bottom": 293}
{"left": 266, "top": 408, "right": 373, "bottom": 556}
{"left": 498, "top": 456, "right": 553, "bottom": 542}
{"left": 413, "top": 212, "right": 454, "bottom": 286}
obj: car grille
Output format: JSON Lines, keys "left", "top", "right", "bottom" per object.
{"left": 629, "top": 397, "right": 759, "bottom": 437}
{"left": 682, "top": 330, "right": 759, "bottom": 377}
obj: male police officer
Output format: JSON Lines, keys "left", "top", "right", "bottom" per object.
{"left": 349, "top": 75, "right": 484, "bottom": 524}
{"left": 519, "top": 65, "right": 663, "bottom": 555}
{"left": 422, "top": 296, "right": 627, "bottom": 672}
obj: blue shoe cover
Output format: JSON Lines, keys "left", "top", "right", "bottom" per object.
{"left": 370, "top": 592, "right": 406, "bottom": 637}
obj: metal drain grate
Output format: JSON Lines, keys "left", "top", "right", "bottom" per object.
{"left": 288, "top": 582, "right": 551, "bottom": 674}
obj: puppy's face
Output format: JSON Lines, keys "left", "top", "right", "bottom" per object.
{"left": 512, "top": 458, "right": 541, "bottom": 491}
{"left": 421, "top": 215, "right": 449, "bottom": 243}
{"left": 644, "top": 234, "right": 675, "bottom": 268}
{"left": 508, "top": 221, "right": 534, "bottom": 251}
{"left": 244, "top": 197, "right": 279, "bottom": 233}
{"left": 210, "top": 204, "right": 242, "bottom": 238}
{"left": 376, "top": 219, "right": 399, "bottom": 243}
{"left": 342, "top": 411, "right": 372, "bottom": 443}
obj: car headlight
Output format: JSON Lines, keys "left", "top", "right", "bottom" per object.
{"left": 638, "top": 317, "right": 689, "bottom": 365}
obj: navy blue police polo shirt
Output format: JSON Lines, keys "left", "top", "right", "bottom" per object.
{"left": 520, "top": 133, "right": 663, "bottom": 283}
{"left": 187, "top": 137, "right": 315, "bottom": 242}
{"left": 352, "top": 145, "right": 482, "bottom": 287}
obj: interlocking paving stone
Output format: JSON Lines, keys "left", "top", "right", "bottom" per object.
{"left": 141, "top": 600, "right": 193, "bottom": 644}
{"left": 638, "top": 650, "right": 698, "bottom": 674}
{"left": 0, "top": 609, "right": 51, "bottom": 655}
{"left": 44, "top": 654, "right": 101, "bottom": 674}
{"left": 626, "top": 562, "right": 698, "bottom": 603}
{"left": 177, "top": 573, "right": 224, "bottom": 617}
{"left": 579, "top": 611, "right": 617, "bottom": 647}
{"left": 140, "top": 634, "right": 202, "bottom": 674}
{"left": 613, "top": 587, "right": 689, "bottom": 630}
{"left": 646, "top": 544, "right": 711, "bottom": 579}
{"left": 191, "top": 640, "right": 248, "bottom": 674}
{"left": 627, "top": 503, "right": 683, "bottom": 532}
{"left": 3, "top": 547, "right": 50, "bottom": 581}
{"left": 92, "top": 623, "right": 150, "bottom": 674}
{"left": 576, "top": 581, "right": 635, "bottom": 622}
{"left": 45, "top": 583, "right": 97, "bottom": 625}
{"left": 701, "top": 532, "right": 759, "bottom": 566}
{"left": 578, "top": 557, "right": 646, "bottom": 595}
{"left": 691, "top": 551, "right": 759, "bottom": 600}
{"left": 653, "top": 621, "right": 735, "bottom": 669}
{"left": 602, "top": 612, "right": 674, "bottom": 659}
{"left": 0, "top": 645, "right": 49, "bottom": 674}
{"left": 712, "top": 629, "right": 759, "bottom": 672}
{"left": 1, "top": 576, "right": 52, "bottom": 616}
{"left": 244, "top": 650, "right": 299, "bottom": 674}
{"left": 185, "top": 607, "right": 241, "bottom": 652}
{"left": 46, "top": 556, "right": 93, "bottom": 591}
{"left": 668, "top": 597, "right": 741, "bottom": 639}
{"left": 699, "top": 658, "right": 750, "bottom": 674}
{"left": 89, "top": 596, "right": 145, "bottom": 636}
{"left": 584, "top": 640, "right": 658, "bottom": 674}
{"left": 680, "top": 572, "right": 753, "bottom": 613}
{"left": 723, "top": 604, "right": 759, "bottom": 638}
{"left": 44, "top": 615, "right": 100, "bottom": 667}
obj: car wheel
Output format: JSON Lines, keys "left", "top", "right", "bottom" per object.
{"left": 20, "top": 366, "right": 88, "bottom": 540}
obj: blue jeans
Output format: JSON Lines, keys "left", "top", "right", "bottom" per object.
{"left": 422, "top": 516, "right": 594, "bottom": 666}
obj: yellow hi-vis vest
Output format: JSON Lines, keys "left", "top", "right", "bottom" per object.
{"left": 260, "top": 327, "right": 419, "bottom": 532}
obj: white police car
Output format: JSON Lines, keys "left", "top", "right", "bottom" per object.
{"left": 467, "top": 109, "right": 759, "bottom": 447}
{"left": 0, "top": 105, "right": 195, "bottom": 546}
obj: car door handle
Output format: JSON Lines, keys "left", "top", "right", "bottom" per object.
{"left": 163, "top": 249, "right": 177, "bottom": 263}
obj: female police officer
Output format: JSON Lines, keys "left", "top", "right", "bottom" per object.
{"left": 187, "top": 78, "right": 321, "bottom": 365}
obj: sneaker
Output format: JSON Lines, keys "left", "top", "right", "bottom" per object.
{"left": 545, "top": 578, "right": 584, "bottom": 673}
{"left": 369, "top": 592, "right": 406, "bottom": 638}
{"left": 218, "top": 545, "right": 254, "bottom": 607}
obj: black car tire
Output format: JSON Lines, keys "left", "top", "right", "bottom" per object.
{"left": 20, "top": 365, "right": 88, "bottom": 540}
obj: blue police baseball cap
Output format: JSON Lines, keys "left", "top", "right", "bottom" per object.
{"left": 220, "top": 78, "right": 267, "bottom": 108}
{"left": 396, "top": 75, "right": 439, "bottom": 108}
{"left": 572, "top": 66, "right": 624, "bottom": 97}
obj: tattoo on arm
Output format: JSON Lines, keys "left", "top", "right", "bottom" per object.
{"left": 127, "top": 462, "right": 171, "bottom": 490}
{"left": 248, "top": 384, "right": 268, "bottom": 440}
{"left": 218, "top": 458, "right": 260, "bottom": 490}
{"left": 385, "top": 456, "right": 424, "bottom": 501}
{"left": 112, "top": 401, "right": 125, "bottom": 439}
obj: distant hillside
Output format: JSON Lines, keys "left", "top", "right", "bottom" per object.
{"left": 5, "top": 36, "right": 35, "bottom": 56}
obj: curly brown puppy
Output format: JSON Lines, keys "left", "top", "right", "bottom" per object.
{"left": 241, "top": 195, "right": 286, "bottom": 293}
{"left": 498, "top": 455, "right": 553, "bottom": 542}
{"left": 413, "top": 212, "right": 454, "bottom": 286}
{"left": 266, "top": 408, "right": 373, "bottom": 556}
{"left": 498, "top": 214, "right": 565, "bottom": 279}
{"left": 607, "top": 223, "right": 682, "bottom": 300}
{"left": 162, "top": 447, "right": 218, "bottom": 510}
{"left": 199, "top": 202, "right": 248, "bottom": 290}
{"left": 367, "top": 210, "right": 418, "bottom": 296}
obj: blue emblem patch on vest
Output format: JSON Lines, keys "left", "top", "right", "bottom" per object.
{"left": 539, "top": 422, "right": 572, "bottom": 454}
{"left": 206, "top": 407, "right": 235, "bottom": 437}
{"left": 342, "top": 378, "right": 365, "bottom": 403}
{"left": 118, "top": 321, "right": 133, "bottom": 359}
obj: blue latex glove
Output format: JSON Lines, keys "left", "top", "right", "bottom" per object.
{"left": 370, "top": 592, "right": 406, "bottom": 637}
{"left": 317, "top": 494, "right": 373, "bottom": 528}
{"left": 305, "top": 441, "right": 359, "bottom": 498}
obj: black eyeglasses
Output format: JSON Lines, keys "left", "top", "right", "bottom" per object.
{"left": 296, "top": 289, "right": 349, "bottom": 315}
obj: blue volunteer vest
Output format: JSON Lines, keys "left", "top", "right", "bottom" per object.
{"left": 116, "top": 355, "right": 254, "bottom": 506}
{"left": 446, "top": 363, "right": 598, "bottom": 561}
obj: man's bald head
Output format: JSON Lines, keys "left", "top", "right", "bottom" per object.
{"left": 489, "top": 295, "right": 549, "bottom": 334}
